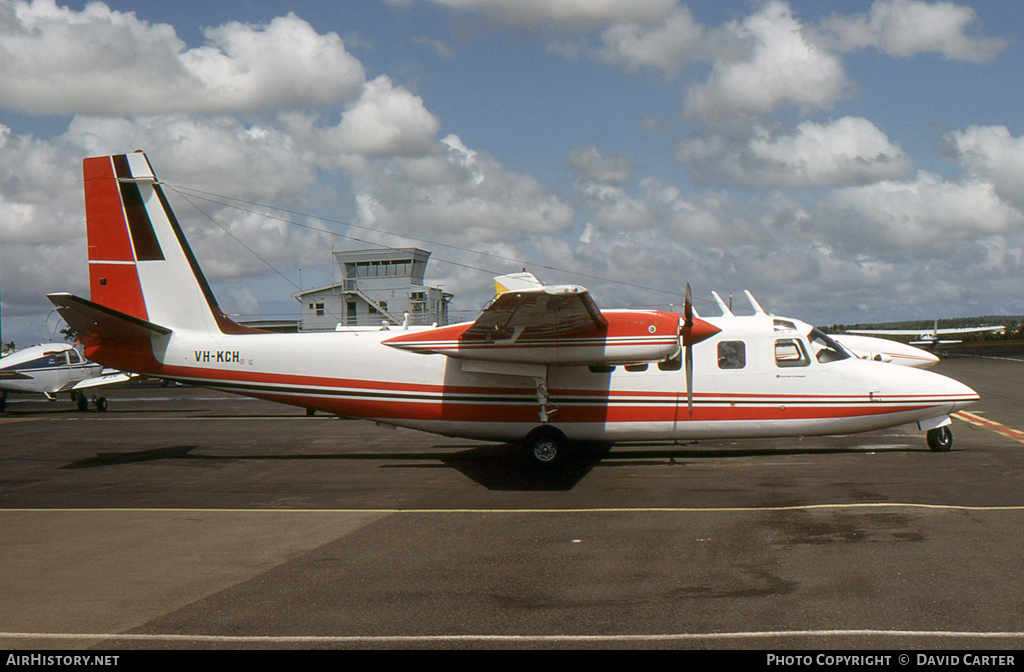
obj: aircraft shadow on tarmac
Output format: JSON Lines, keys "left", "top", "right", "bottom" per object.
{"left": 59, "top": 441, "right": 928, "bottom": 492}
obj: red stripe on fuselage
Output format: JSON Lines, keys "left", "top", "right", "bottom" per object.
{"left": 143, "top": 363, "right": 953, "bottom": 424}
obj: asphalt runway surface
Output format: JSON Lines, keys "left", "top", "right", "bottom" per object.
{"left": 2, "top": 349, "right": 1024, "bottom": 650}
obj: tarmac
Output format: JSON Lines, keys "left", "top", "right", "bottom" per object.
{"left": 1, "top": 347, "right": 1023, "bottom": 649}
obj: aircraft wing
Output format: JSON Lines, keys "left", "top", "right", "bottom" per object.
{"left": 930, "top": 326, "right": 1004, "bottom": 335}
{"left": 0, "top": 371, "right": 33, "bottom": 380}
{"left": 847, "top": 329, "right": 929, "bottom": 336}
{"left": 57, "top": 372, "right": 134, "bottom": 393}
{"left": 462, "top": 283, "right": 608, "bottom": 343}
{"left": 383, "top": 274, "right": 690, "bottom": 366}
{"left": 848, "top": 326, "right": 1004, "bottom": 336}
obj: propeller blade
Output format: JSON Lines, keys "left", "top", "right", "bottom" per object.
{"left": 684, "top": 282, "right": 693, "bottom": 328}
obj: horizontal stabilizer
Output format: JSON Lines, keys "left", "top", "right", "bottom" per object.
{"left": 47, "top": 293, "right": 171, "bottom": 344}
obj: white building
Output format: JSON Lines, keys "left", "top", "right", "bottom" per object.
{"left": 294, "top": 248, "right": 452, "bottom": 331}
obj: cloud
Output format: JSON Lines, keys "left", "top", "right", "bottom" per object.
{"left": 346, "top": 134, "right": 575, "bottom": 248}
{"left": 0, "top": 1, "right": 365, "bottom": 115}
{"left": 944, "top": 125, "right": 1024, "bottom": 211}
{"left": 566, "top": 145, "right": 636, "bottom": 186}
{"left": 683, "top": 1, "right": 849, "bottom": 125}
{"left": 675, "top": 117, "right": 915, "bottom": 188}
{"left": 817, "top": 0, "right": 1007, "bottom": 62}
{"left": 817, "top": 170, "right": 1024, "bottom": 259}
{"left": 388, "top": 0, "right": 678, "bottom": 31}
{"left": 316, "top": 75, "right": 440, "bottom": 157}
{"left": 593, "top": 7, "right": 708, "bottom": 75}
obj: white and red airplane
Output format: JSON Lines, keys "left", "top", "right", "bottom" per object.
{"left": 48, "top": 152, "right": 979, "bottom": 466}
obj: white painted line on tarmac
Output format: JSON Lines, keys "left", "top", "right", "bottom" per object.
{"left": 2, "top": 629, "right": 1023, "bottom": 645}
{"left": 4, "top": 502, "right": 1024, "bottom": 514}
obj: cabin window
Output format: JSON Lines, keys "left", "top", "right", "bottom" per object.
{"left": 67, "top": 350, "right": 82, "bottom": 364}
{"left": 808, "top": 328, "right": 850, "bottom": 364}
{"left": 717, "top": 341, "right": 746, "bottom": 369}
{"left": 773, "top": 319, "right": 797, "bottom": 333}
{"left": 624, "top": 363, "right": 648, "bottom": 372}
{"left": 658, "top": 355, "right": 682, "bottom": 371}
{"left": 775, "top": 339, "right": 810, "bottom": 367}
{"left": 589, "top": 365, "right": 615, "bottom": 374}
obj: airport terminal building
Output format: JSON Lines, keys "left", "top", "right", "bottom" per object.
{"left": 293, "top": 248, "right": 452, "bottom": 331}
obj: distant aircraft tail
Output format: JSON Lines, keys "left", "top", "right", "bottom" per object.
{"left": 77, "top": 152, "right": 260, "bottom": 336}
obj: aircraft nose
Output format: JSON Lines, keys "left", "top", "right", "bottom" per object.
{"left": 942, "top": 374, "right": 979, "bottom": 411}
{"left": 912, "top": 367, "right": 978, "bottom": 412}
{"left": 859, "top": 361, "right": 979, "bottom": 413}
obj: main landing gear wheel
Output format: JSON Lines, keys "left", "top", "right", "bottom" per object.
{"left": 76, "top": 393, "right": 89, "bottom": 412}
{"left": 523, "top": 426, "right": 571, "bottom": 468}
{"left": 95, "top": 397, "right": 107, "bottom": 413}
{"left": 927, "top": 426, "right": 953, "bottom": 452}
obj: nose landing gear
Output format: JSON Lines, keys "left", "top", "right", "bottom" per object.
{"left": 927, "top": 425, "right": 953, "bottom": 452}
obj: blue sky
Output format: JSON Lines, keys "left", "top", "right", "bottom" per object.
{"left": 1, "top": 0, "right": 1023, "bottom": 345}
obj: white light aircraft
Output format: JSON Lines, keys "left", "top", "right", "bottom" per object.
{"left": 48, "top": 152, "right": 979, "bottom": 466}
{"left": 847, "top": 320, "right": 1005, "bottom": 347}
{"left": 0, "top": 342, "right": 131, "bottom": 411}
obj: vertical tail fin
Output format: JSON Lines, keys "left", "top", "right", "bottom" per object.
{"left": 84, "top": 152, "right": 261, "bottom": 335}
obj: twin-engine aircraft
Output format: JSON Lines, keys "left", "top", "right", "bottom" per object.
{"left": 0, "top": 342, "right": 130, "bottom": 411}
{"left": 49, "top": 152, "right": 979, "bottom": 466}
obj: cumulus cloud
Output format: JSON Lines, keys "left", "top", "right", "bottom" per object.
{"left": 944, "top": 125, "right": 1024, "bottom": 211}
{"left": 388, "top": 0, "right": 678, "bottom": 31}
{"left": 566, "top": 145, "right": 636, "bottom": 186}
{"left": 593, "top": 6, "right": 708, "bottom": 75}
{"left": 817, "top": 0, "right": 1007, "bottom": 62}
{"left": 0, "top": 1, "right": 365, "bottom": 115}
{"left": 676, "top": 117, "right": 915, "bottom": 188}
{"left": 683, "top": 1, "right": 849, "bottom": 125}
{"left": 318, "top": 75, "right": 440, "bottom": 157}
{"left": 818, "top": 170, "right": 1024, "bottom": 259}
{"left": 347, "top": 134, "right": 575, "bottom": 248}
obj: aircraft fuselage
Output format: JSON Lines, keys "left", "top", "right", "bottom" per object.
{"left": 84, "top": 314, "right": 977, "bottom": 444}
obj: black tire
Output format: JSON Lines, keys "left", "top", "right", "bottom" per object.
{"left": 306, "top": 408, "right": 316, "bottom": 417}
{"left": 77, "top": 394, "right": 89, "bottom": 412}
{"left": 927, "top": 426, "right": 953, "bottom": 452}
{"left": 95, "top": 397, "right": 108, "bottom": 413}
{"left": 523, "top": 426, "right": 571, "bottom": 468}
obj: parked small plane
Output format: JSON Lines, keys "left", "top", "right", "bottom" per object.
{"left": 0, "top": 342, "right": 130, "bottom": 411}
{"left": 847, "top": 320, "right": 1005, "bottom": 347}
{"left": 48, "top": 152, "right": 979, "bottom": 465}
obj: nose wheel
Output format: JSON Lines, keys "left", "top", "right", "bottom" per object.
{"left": 927, "top": 426, "right": 953, "bottom": 452}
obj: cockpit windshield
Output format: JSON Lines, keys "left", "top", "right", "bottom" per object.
{"left": 807, "top": 328, "right": 851, "bottom": 363}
